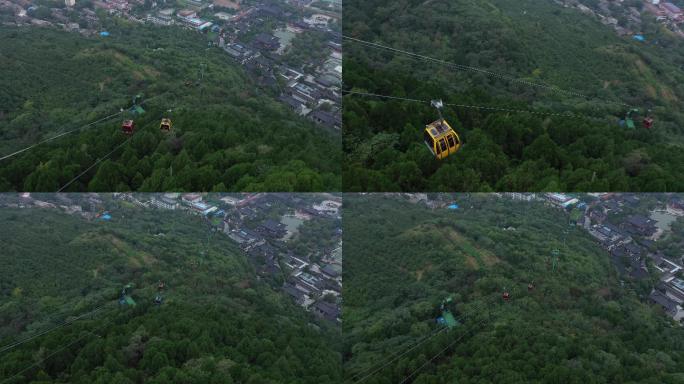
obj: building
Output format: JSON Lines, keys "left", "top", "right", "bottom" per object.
{"left": 589, "top": 223, "right": 627, "bottom": 247}
{"left": 220, "top": 196, "right": 242, "bottom": 206}
{"left": 283, "top": 284, "right": 308, "bottom": 306}
{"left": 668, "top": 197, "right": 684, "bottom": 214}
{"left": 214, "top": 11, "right": 233, "bottom": 21}
{"left": 545, "top": 193, "right": 579, "bottom": 209}
{"left": 645, "top": 2, "right": 667, "bottom": 19}
{"left": 650, "top": 290, "right": 682, "bottom": 319}
{"left": 253, "top": 33, "right": 280, "bottom": 51}
{"left": 312, "top": 300, "right": 340, "bottom": 322}
{"left": 223, "top": 43, "right": 254, "bottom": 63}
{"left": 228, "top": 228, "right": 262, "bottom": 246}
{"left": 150, "top": 196, "right": 179, "bottom": 210}
{"left": 189, "top": 201, "right": 218, "bottom": 215}
{"left": 320, "top": 264, "right": 341, "bottom": 278}
{"left": 258, "top": 4, "right": 281, "bottom": 17}
{"left": 623, "top": 215, "right": 657, "bottom": 237}
{"left": 313, "top": 200, "right": 342, "bottom": 216}
{"left": 147, "top": 14, "right": 173, "bottom": 25}
{"left": 279, "top": 94, "right": 310, "bottom": 116}
{"left": 182, "top": 193, "right": 202, "bottom": 204}
{"left": 309, "top": 109, "right": 341, "bottom": 129}
{"left": 662, "top": 2, "right": 683, "bottom": 21}
{"left": 177, "top": 9, "right": 197, "bottom": 18}
{"left": 257, "top": 219, "right": 287, "bottom": 238}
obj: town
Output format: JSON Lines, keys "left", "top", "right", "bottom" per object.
{"left": 0, "top": 0, "right": 342, "bottom": 130}
{"left": 0, "top": 192, "right": 342, "bottom": 324}
{"left": 556, "top": 0, "right": 684, "bottom": 40}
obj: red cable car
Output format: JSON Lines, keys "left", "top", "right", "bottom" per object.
{"left": 643, "top": 117, "right": 654, "bottom": 129}
{"left": 503, "top": 291, "right": 511, "bottom": 301}
{"left": 122, "top": 120, "right": 135, "bottom": 135}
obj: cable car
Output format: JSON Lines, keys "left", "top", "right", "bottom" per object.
{"left": 154, "top": 294, "right": 164, "bottom": 305}
{"left": 160, "top": 118, "right": 172, "bottom": 132}
{"left": 643, "top": 117, "right": 654, "bottom": 129}
{"left": 528, "top": 282, "right": 535, "bottom": 291}
{"left": 122, "top": 120, "right": 135, "bottom": 135}
{"left": 622, "top": 108, "right": 654, "bottom": 130}
{"left": 643, "top": 109, "right": 654, "bottom": 129}
{"left": 437, "top": 297, "right": 459, "bottom": 329}
{"left": 424, "top": 100, "right": 462, "bottom": 160}
{"left": 119, "top": 283, "right": 136, "bottom": 306}
{"left": 158, "top": 280, "right": 165, "bottom": 291}
{"left": 502, "top": 290, "right": 511, "bottom": 301}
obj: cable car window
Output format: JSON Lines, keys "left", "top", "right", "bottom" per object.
{"left": 435, "top": 139, "right": 442, "bottom": 154}
{"left": 424, "top": 131, "right": 434, "bottom": 147}
{"left": 447, "top": 135, "right": 456, "bottom": 148}
{"left": 439, "top": 139, "right": 447, "bottom": 152}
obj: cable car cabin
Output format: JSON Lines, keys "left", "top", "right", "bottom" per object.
{"left": 154, "top": 295, "right": 164, "bottom": 305}
{"left": 441, "top": 310, "right": 458, "bottom": 329}
{"left": 502, "top": 291, "right": 511, "bottom": 301}
{"left": 424, "top": 119, "right": 461, "bottom": 160}
{"left": 625, "top": 118, "right": 636, "bottom": 130}
{"left": 160, "top": 118, "right": 172, "bottom": 132}
{"left": 643, "top": 117, "right": 654, "bottom": 129}
{"left": 121, "top": 120, "right": 135, "bottom": 135}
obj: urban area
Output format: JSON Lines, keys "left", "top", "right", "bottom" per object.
{"left": 0, "top": 0, "right": 342, "bottom": 129}
{"left": 0, "top": 192, "right": 342, "bottom": 324}
{"left": 559, "top": 0, "right": 684, "bottom": 39}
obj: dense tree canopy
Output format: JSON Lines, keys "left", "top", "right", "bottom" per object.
{"left": 343, "top": 195, "right": 684, "bottom": 383}
{"left": 343, "top": 0, "right": 684, "bottom": 192}
{"left": 0, "top": 204, "right": 341, "bottom": 383}
{"left": 0, "top": 23, "right": 341, "bottom": 192}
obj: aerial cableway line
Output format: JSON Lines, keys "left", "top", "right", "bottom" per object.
{"left": 352, "top": 298, "right": 493, "bottom": 383}
{"left": 0, "top": 94, "right": 167, "bottom": 162}
{"left": 0, "top": 301, "right": 114, "bottom": 355}
{"left": 342, "top": 90, "right": 617, "bottom": 123}
{"left": 342, "top": 35, "right": 635, "bottom": 109}
{"left": 56, "top": 117, "right": 160, "bottom": 192}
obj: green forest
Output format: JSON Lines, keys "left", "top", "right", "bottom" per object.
{"left": 343, "top": 0, "right": 684, "bottom": 192}
{"left": 343, "top": 195, "right": 684, "bottom": 383}
{"left": 0, "top": 203, "right": 341, "bottom": 383}
{"left": 0, "top": 22, "right": 341, "bottom": 192}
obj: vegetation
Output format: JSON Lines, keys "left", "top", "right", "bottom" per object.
{"left": 0, "top": 204, "right": 341, "bottom": 383}
{"left": 283, "top": 30, "right": 331, "bottom": 70}
{"left": 343, "top": 0, "right": 684, "bottom": 192}
{"left": 343, "top": 194, "right": 684, "bottom": 383}
{"left": 0, "top": 23, "right": 340, "bottom": 192}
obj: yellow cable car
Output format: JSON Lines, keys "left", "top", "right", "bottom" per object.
{"left": 160, "top": 118, "right": 172, "bottom": 132}
{"left": 423, "top": 100, "right": 462, "bottom": 160}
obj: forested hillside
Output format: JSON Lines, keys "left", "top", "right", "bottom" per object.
{"left": 0, "top": 204, "right": 341, "bottom": 383}
{"left": 343, "top": 195, "right": 684, "bottom": 383}
{"left": 343, "top": 0, "right": 684, "bottom": 192}
{"left": 0, "top": 23, "right": 340, "bottom": 192}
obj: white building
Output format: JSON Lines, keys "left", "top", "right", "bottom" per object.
{"left": 151, "top": 196, "right": 179, "bottom": 210}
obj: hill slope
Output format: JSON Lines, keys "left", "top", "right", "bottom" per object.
{"left": 343, "top": 194, "right": 684, "bottom": 383}
{"left": 343, "top": 0, "right": 684, "bottom": 192}
{"left": 0, "top": 23, "right": 340, "bottom": 192}
{"left": 0, "top": 200, "right": 341, "bottom": 383}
